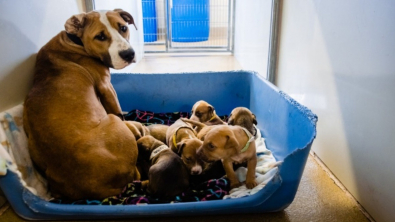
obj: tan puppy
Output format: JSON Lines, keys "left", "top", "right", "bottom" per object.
{"left": 166, "top": 119, "right": 204, "bottom": 175}
{"left": 180, "top": 118, "right": 214, "bottom": 139}
{"left": 137, "top": 136, "right": 189, "bottom": 200}
{"left": 125, "top": 121, "right": 149, "bottom": 140}
{"left": 197, "top": 125, "right": 258, "bottom": 189}
{"left": 190, "top": 100, "right": 225, "bottom": 125}
{"left": 23, "top": 9, "right": 140, "bottom": 200}
{"left": 227, "top": 107, "right": 258, "bottom": 136}
{"left": 147, "top": 124, "right": 169, "bottom": 144}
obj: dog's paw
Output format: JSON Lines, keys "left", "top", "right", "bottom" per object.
{"left": 230, "top": 180, "right": 242, "bottom": 189}
{"left": 245, "top": 179, "right": 258, "bottom": 189}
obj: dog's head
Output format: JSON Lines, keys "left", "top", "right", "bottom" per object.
{"left": 190, "top": 100, "right": 216, "bottom": 123}
{"left": 227, "top": 107, "right": 257, "bottom": 135}
{"left": 65, "top": 9, "right": 137, "bottom": 69}
{"left": 197, "top": 125, "right": 239, "bottom": 163}
{"left": 176, "top": 138, "right": 204, "bottom": 175}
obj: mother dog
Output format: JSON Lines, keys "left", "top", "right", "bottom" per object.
{"left": 23, "top": 9, "right": 139, "bottom": 200}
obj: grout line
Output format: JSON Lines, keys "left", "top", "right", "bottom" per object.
{"left": 0, "top": 202, "right": 9, "bottom": 216}
{"left": 309, "top": 151, "right": 376, "bottom": 222}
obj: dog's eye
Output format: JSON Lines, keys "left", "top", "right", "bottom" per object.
{"left": 195, "top": 112, "right": 201, "bottom": 117}
{"left": 185, "top": 157, "right": 192, "bottom": 162}
{"left": 94, "top": 32, "right": 107, "bottom": 41}
{"left": 208, "top": 143, "right": 215, "bottom": 150}
{"left": 120, "top": 25, "right": 128, "bottom": 33}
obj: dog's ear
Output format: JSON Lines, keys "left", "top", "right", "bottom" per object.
{"left": 225, "top": 134, "right": 239, "bottom": 150}
{"left": 114, "top": 9, "right": 137, "bottom": 30}
{"left": 227, "top": 113, "right": 234, "bottom": 125}
{"left": 176, "top": 142, "right": 186, "bottom": 154}
{"left": 65, "top": 13, "right": 86, "bottom": 37}
{"left": 252, "top": 114, "right": 258, "bottom": 125}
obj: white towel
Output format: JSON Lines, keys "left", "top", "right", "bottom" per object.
{"left": 0, "top": 104, "right": 51, "bottom": 200}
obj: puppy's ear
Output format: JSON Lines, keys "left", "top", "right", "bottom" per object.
{"left": 225, "top": 134, "right": 239, "bottom": 150}
{"left": 176, "top": 142, "right": 186, "bottom": 155}
{"left": 114, "top": 9, "right": 137, "bottom": 30}
{"left": 252, "top": 114, "right": 258, "bottom": 125}
{"left": 65, "top": 13, "right": 86, "bottom": 37}
{"left": 227, "top": 113, "right": 234, "bottom": 125}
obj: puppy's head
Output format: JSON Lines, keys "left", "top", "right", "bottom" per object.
{"left": 137, "top": 135, "right": 165, "bottom": 160}
{"left": 176, "top": 138, "right": 204, "bottom": 175}
{"left": 190, "top": 100, "right": 216, "bottom": 123}
{"left": 197, "top": 125, "right": 239, "bottom": 163}
{"left": 65, "top": 9, "right": 137, "bottom": 69}
{"left": 227, "top": 107, "right": 257, "bottom": 135}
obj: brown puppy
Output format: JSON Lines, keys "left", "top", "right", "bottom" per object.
{"left": 125, "top": 121, "right": 149, "bottom": 140}
{"left": 190, "top": 100, "right": 225, "bottom": 125}
{"left": 166, "top": 119, "right": 204, "bottom": 175}
{"left": 137, "top": 136, "right": 189, "bottom": 200}
{"left": 147, "top": 124, "right": 169, "bottom": 144}
{"left": 197, "top": 125, "right": 258, "bottom": 189}
{"left": 23, "top": 10, "right": 140, "bottom": 200}
{"left": 180, "top": 118, "right": 214, "bottom": 139}
{"left": 227, "top": 107, "right": 258, "bottom": 136}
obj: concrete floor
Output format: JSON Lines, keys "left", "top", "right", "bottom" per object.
{"left": 0, "top": 55, "right": 371, "bottom": 221}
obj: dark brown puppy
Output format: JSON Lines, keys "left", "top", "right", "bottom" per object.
{"left": 147, "top": 124, "right": 169, "bottom": 144}
{"left": 23, "top": 9, "right": 140, "bottom": 200}
{"left": 137, "top": 136, "right": 189, "bottom": 200}
{"left": 166, "top": 119, "right": 204, "bottom": 175}
{"left": 197, "top": 125, "right": 258, "bottom": 189}
{"left": 190, "top": 100, "right": 225, "bottom": 125}
{"left": 227, "top": 107, "right": 258, "bottom": 136}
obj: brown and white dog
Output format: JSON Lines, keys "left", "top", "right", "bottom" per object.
{"left": 197, "top": 125, "right": 258, "bottom": 189}
{"left": 137, "top": 136, "right": 189, "bottom": 200}
{"left": 23, "top": 9, "right": 140, "bottom": 200}
{"left": 190, "top": 100, "right": 225, "bottom": 126}
{"left": 166, "top": 119, "right": 204, "bottom": 175}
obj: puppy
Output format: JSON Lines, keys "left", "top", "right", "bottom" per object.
{"left": 137, "top": 136, "right": 189, "bottom": 200}
{"left": 147, "top": 124, "right": 169, "bottom": 144}
{"left": 190, "top": 100, "right": 225, "bottom": 125}
{"left": 197, "top": 125, "right": 258, "bottom": 189}
{"left": 227, "top": 107, "right": 258, "bottom": 137}
{"left": 166, "top": 119, "right": 204, "bottom": 175}
{"left": 124, "top": 121, "right": 149, "bottom": 140}
{"left": 180, "top": 118, "right": 214, "bottom": 139}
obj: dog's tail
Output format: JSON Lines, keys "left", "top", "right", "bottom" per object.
{"left": 180, "top": 118, "right": 206, "bottom": 133}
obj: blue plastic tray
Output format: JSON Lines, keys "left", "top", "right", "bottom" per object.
{"left": 0, "top": 71, "right": 317, "bottom": 220}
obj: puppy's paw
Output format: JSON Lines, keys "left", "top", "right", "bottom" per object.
{"left": 245, "top": 179, "right": 258, "bottom": 189}
{"left": 141, "top": 180, "right": 149, "bottom": 189}
{"left": 230, "top": 180, "right": 242, "bottom": 189}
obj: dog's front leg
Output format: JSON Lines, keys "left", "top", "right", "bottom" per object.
{"left": 222, "top": 159, "right": 241, "bottom": 189}
{"left": 97, "top": 81, "right": 124, "bottom": 120}
{"left": 245, "top": 155, "right": 258, "bottom": 189}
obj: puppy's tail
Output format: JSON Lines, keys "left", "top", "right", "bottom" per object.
{"left": 180, "top": 118, "right": 206, "bottom": 133}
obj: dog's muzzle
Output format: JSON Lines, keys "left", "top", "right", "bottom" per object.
{"left": 119, "top": 49, "right": 135, "bottom": 63}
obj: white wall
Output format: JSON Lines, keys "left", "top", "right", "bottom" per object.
{"left": 233, "top": 0, "right": 272, "bottom": 79}
{"left": 94, "top": 0, "right": 144, "bottom": 73}
{"left": 0, "top": 0, "right": 84, "bottom": 112}
{"left": 276, "top": 1, "right": 395, "bottom": 222}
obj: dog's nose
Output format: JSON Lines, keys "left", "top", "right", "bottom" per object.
{"left": 119, "top": 49, "right": 135, "bottom": 62}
